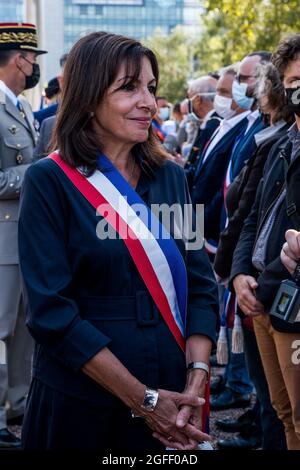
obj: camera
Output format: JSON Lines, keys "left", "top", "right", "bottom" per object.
{"left": 270, "top": 262, "right": 300, "bottom": 323}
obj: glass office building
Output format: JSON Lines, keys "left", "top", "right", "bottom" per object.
{"left": 0, "top": 0, "right": 23, "bottom": 22}
{"left": 64, "top": 0, "right": 185, "bottom": 51}
{"left": 0, "top": 0, "right": 202, "bottom": 80}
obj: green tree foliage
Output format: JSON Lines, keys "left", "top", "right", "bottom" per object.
{"left": 196, "top": 0, "right": 300, "bottom": 73}
{"left": 145, "top": 26, "right": 195, "bottom": 103}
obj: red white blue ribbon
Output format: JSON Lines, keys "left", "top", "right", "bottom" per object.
{"left": 49, "top": 152, "right": 187, "bottom": 351}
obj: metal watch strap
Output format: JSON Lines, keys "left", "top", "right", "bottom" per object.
{"left": 187, "top": 361, "right": 209, "bottom": 375}
{"left": 140, "top": 387, "right": 159, "bottom": 412}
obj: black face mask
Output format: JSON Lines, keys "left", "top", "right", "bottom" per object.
{"left": 19, "top": 56, "right": 40, "bottom": 90}
{"left": 285, "top": 87, "right": 300, "bottom": 117}
{"left": 24, "top": 63, "right": 40, "bottom": 90}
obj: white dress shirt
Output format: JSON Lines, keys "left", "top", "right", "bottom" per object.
{"left": 200, "top": 108, "right": 220, "bottom": 130}
{"left": 244, "top": 109, "right": 260, "bottom": 134}
{"left": 0, "top": 79, "right": 18, "bottom": 107}
{"left": 202, "top": 110, "right": 250, "bottom": 164}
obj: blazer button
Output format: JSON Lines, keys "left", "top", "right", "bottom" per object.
{"left": 276, "top": 181, "right": 281, "bottom": 186}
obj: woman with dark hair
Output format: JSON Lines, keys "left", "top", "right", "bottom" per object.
{"left": 18, "top": 32, "right": 218, "bottom": 451}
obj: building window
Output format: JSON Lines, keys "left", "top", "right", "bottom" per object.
{"left": 95, "top": 6, "right": 103, "bottom": 16}
{"left": 79, "top": 5, "right": 88, "bottom": 16}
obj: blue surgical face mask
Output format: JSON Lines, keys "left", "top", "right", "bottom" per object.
{"left": 186, "top": 111, "right": 201, "bottom": 123}
{"left": 158, "top": 106, "right": 170, "bottom": 121}
{"left": 232, "top": 80, "right": 254, "bottom": 110}
{"left": 186, "top": 98, "right": 201, "bottom": 123}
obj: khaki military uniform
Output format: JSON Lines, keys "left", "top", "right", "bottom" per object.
{"left": 0, "top": 88, "right": 37, "bottom": 429}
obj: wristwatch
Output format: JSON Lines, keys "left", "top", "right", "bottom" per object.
{"left": 187, "top": 362, "right": 209, "bottom": 380}
{"left": 140, "top": 387, "right": 159, "bottom": 412}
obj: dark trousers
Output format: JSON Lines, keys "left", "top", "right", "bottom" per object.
{"left": 243, "top": 328, "right": 287, "bottom": 450}
{"left": 22, "top": 378, "right": 165, "bottom": 451}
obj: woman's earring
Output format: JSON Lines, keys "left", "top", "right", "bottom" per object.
{"left": 90, "top": 111, "right": 94, "bottom": 118}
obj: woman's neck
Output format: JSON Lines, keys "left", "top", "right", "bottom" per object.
{"left": 101, "top": 142, "right": 134, "bottom": 172}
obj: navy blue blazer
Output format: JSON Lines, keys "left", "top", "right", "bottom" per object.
{"left": 18, "top": 157, "right": 218, "bottom": 406}
{"left": 191, "top": 116, "right": 249, "bottom": 233}
{"left": 34, "top": 103, "right": 58, "bottom": 127}
{"left": 185, "top": 112, "right": 222, "bottom": 189}
{"left": 230, "top": 115, "right": 265, "bottom": 178}
{"left": 191, "top": 116, "right": 248, "bottom": 207}
{"left": 205, "top": 116, "right": 265, "bottom": 241}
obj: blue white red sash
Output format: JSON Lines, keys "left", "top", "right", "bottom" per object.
{"left": 49, "top": 152, "right": 187, "bottom": 351}
{"left": 223, "top": 159, "right": 232, "bottom": 228}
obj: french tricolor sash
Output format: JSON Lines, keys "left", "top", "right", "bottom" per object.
{"left": 50, "top": 152, "right": 211, "bottom": 433}
{"left": 49, "top": 152, "right": 187, "bottom": 351}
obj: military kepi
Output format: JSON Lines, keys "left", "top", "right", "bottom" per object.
{"left": 0, "top": 23, "right": 47, "bottom": 55}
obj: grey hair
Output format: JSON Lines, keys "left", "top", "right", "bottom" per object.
{"left": 255, "top": 62, "right": 279, "bottom": 99}
{"left": 219, "top": 64, "right": 238, "bottom": 78}
{"left": 188, "top": 75, "right": 217, "bottom": 102}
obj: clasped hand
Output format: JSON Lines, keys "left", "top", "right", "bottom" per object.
{"left": 135, "top": 388, "right": 211, "bottom": 450}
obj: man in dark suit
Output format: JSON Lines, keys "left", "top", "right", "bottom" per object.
{"left": 204, "top": 53, "right": 271, "bottom": 248}
{"left": 190, "top": 66, "right": 250, "bottom": 251}
{"left": 33, "top": 114, "right": 55, "bottom": 160}
{"left": 184, "top": 75, "right": 221, "bottom": 189}
{"left": 33, "top": 54, "right": 68, "bottom": 160}
{"left": 229, "top": 52, "right": 272, "bottom": 178}
{"left": 33, "top": 53, "right": 68, "bottom": 128}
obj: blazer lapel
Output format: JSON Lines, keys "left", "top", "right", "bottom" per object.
{"left": 20, "top": 98, "right": 37, "bottom": 143}
{"left": 196, "top": 125, "right": 235, "bottom": 175}
{"left": 3, "top": 93, "right": 31, "bottom": 130}
{"left": 194, "top": 117, "right": 248, "bottom": 183}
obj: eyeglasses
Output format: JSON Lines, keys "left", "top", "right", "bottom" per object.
{"left": 236, "top": 74, "right": 255, "bottom": 83}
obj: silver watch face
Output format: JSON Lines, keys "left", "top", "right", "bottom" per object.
{"left": 141, "top": 388, "right": 159, "bottom": 411}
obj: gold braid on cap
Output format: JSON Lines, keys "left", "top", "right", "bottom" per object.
{"left": 0, "top": 32, "right": 37, "bottom": 44}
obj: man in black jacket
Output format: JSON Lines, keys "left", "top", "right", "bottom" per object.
{"left": 231, "top": 34, "right": 300, "bottom": 450}
{"left": 184, "top": 75, "right": 221, "bottom": 189}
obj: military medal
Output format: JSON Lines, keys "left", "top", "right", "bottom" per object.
{"left": 16, "top": 154, "right": 23, "bottom": 164}
{"left": 9, "top": 125, "right": 18, "bottom": 134}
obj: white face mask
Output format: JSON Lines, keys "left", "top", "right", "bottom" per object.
{"left": 213, "top": 94, "right": 236, "bottom": 119}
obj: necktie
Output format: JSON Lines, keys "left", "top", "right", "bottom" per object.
{"left": 16, "top": 100, "right": 26, "bottom": 118}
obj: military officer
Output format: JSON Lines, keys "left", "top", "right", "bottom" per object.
{"left": 0, "top": 22, "right": 46, "bottom": 448}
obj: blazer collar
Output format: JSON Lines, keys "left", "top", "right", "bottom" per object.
{"left": 208, "top": 115, "right": 248, "bottom": 156}
{"left": 0, "top": 90, "right": 37, "bottom": 143}
{"left": 0, "top": 89, "right": 30, "bottom": 130}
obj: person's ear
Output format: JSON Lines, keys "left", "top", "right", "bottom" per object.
{"left": 57, "top": 75, "right": 64, "bottom": 91}
{"left": 231, "top": 99, "right": 238, "bottom": 110}
{"left": 14, "top": 52, "right": 23, "bottom": 70}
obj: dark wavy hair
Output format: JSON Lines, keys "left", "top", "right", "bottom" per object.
{"left": 255, "top": 62, "right": 295, "bottom": 124}
{"left": 272, "top": 34, "right": 300, "bottom": 78}
{"left": 51, "top": 32, "right": 168, "bottom": 173}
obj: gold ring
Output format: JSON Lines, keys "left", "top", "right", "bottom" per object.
{"left": 167, "top": 436, "right": 173, "bottom": 441}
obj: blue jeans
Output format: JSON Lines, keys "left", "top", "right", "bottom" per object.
{"left": 224, "top": 328, "right": 253, "bottom": 395}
